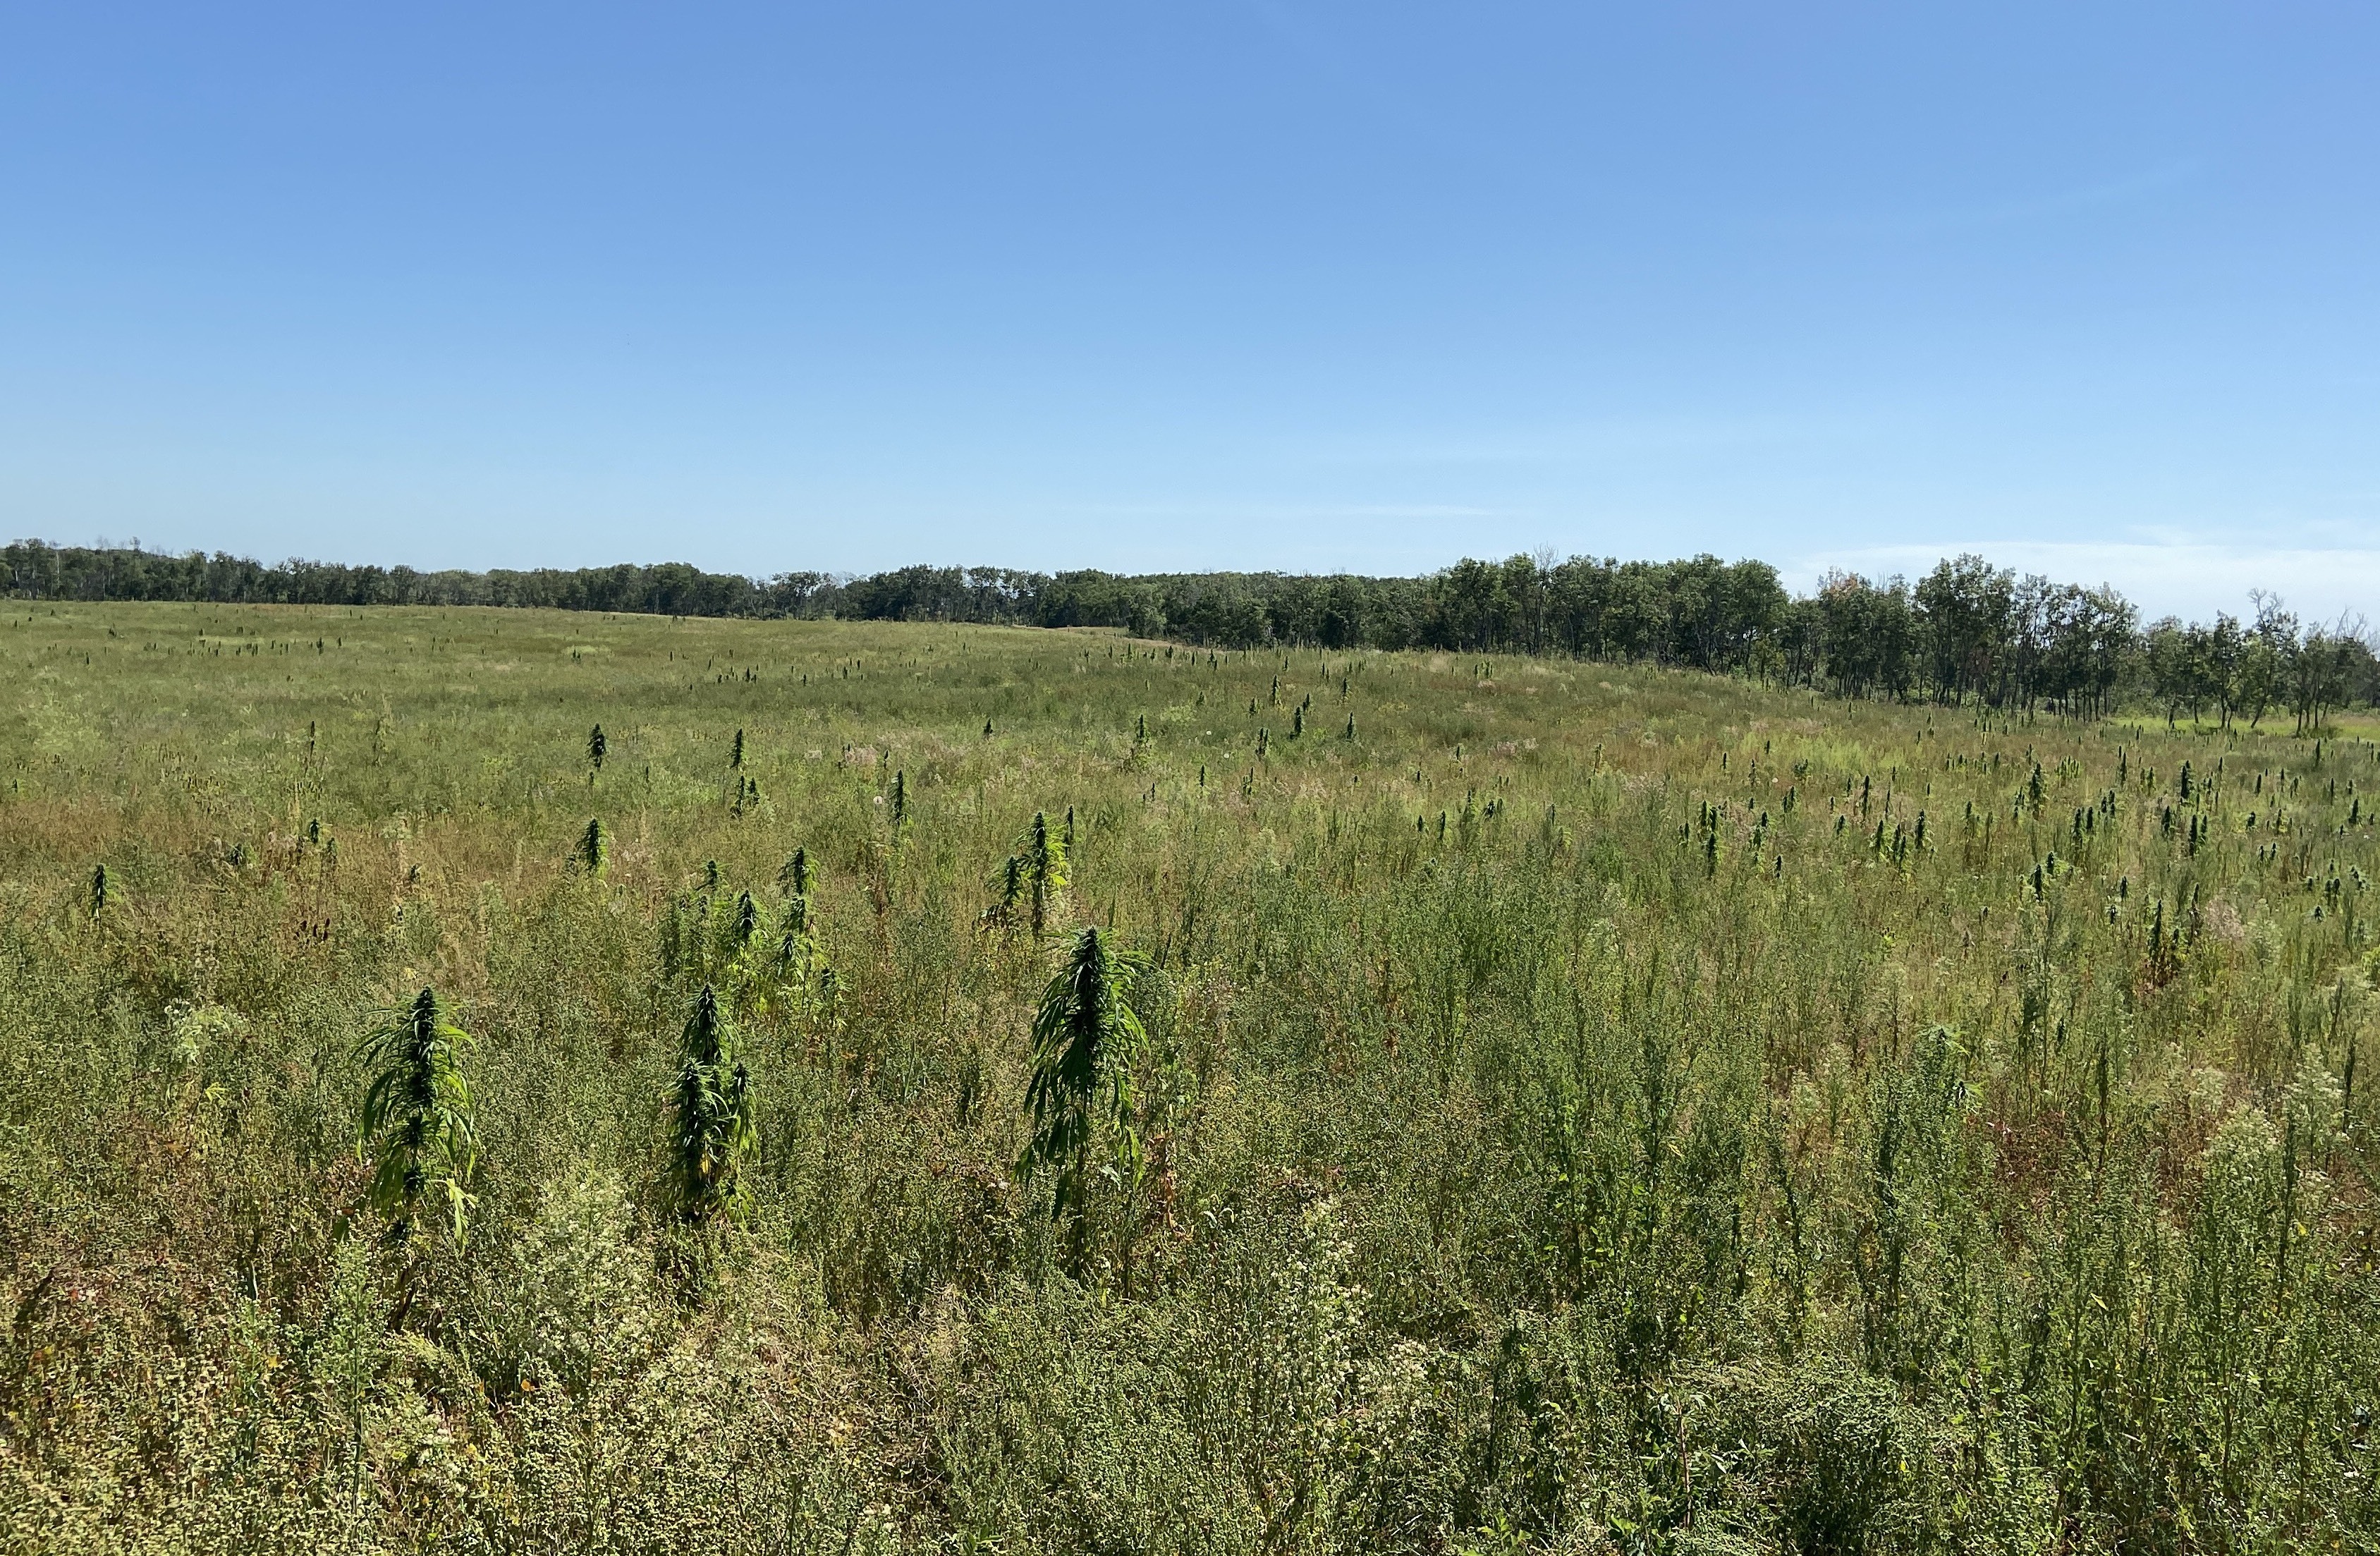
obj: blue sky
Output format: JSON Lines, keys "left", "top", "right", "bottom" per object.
{"left": 2, "top": 3, "right": 2376, "bottom": 620}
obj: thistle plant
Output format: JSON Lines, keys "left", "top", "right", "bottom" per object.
{"left": 355, "top": 989, "right": 479, "bottom": 1251}
{"left": 1018, "top": 927, "right": 1151, "bottom": 1240}
{"left": 667, "top": 986, "right": 755, "bottom": 1223}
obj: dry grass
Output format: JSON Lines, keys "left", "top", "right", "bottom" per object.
{"left": 0, "top": 600, "right": 2375, "bottom": 1552}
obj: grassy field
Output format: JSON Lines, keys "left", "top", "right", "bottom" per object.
{"left": 2, "top": 600, "right": 2376, "bottom": 1553}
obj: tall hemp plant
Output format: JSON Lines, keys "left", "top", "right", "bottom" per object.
{"left": 356, "top": 989, "right": 480, "bottom": 1261}
{"left": 1019, "top": 928, "right": 1151, "bottom": 1265}
{"left": 985, "top": 853, "right": 1028, "bottom": 930}
{"left": 775, "top": 847, "right": 819, "bottom": 995}
{"left": 668, "top": 985, "right": 755, "bottom": 1223}
{"left": 577, "top": 817, "right": 608, "bottom": 877}
{"left": 1020, "top": 810, "right": 1067, "bottom": 939}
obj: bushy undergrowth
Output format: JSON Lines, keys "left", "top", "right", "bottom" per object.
{"left": 1, "top": 603, "right": 2376, "bottom": 1552}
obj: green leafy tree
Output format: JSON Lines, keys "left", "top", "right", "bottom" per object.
{"left": 2144, "top": 617, "right": 2202, "bottom": 729}
{"left": 2240, "top": 630, "right": 2284, "bottom": 729}
{"left": 356, "top": 989, "right": 479, "bottom": 1250}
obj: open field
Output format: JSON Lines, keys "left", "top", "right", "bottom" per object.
{"left": 3, "top": 601, "right": 2376, "bottom": 1552}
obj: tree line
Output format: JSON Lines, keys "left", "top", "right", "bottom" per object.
{"left": 8, "top": 537, "right": 2372, "bottom": 725}
{"left": 1, "top": 540, "right": 838, "bottom": 619}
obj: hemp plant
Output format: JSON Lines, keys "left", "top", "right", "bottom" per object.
{"left": 986, "top": 813, "right": 1068, "bottom": 937}
{"left": 667, "top": 986, "right": 755, "bottom": 1223}
{"left": 356, "top": 989, "right": 479, "bottom": 1252}
{"left": 983, "top": 853, "right": 1027, "bottom": 931}
{"left": 775, "top": 889, "right": 817, "bottom": 991}
{"left": 1018, "top": 928, "right": 1151, "bottom": 1249}
{"left": 578, "top": 818, "right": 609, "bottom": 877}
{"left": 766, "top": 846, "right": 820, "bottom": 991}
{"left": 1020, "top": 810, "right": 1068, "bottom": 938}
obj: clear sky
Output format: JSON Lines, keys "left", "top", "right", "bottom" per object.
{"left": 3, "top": 4, "right": 2376, "bottom": 621}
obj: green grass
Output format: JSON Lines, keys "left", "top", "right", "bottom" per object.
{"left": 2, "top": 600, "right": 2377, "bottom": 1552}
